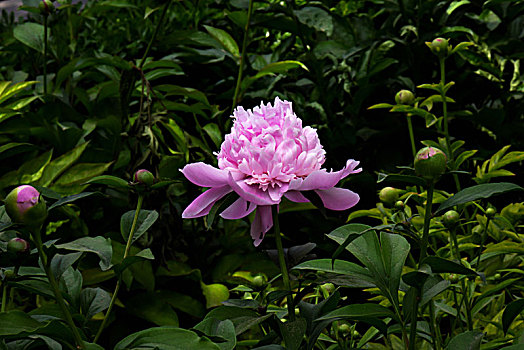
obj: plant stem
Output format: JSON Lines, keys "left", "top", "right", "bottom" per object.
{"left": 43, "top": 14, "right": 48, "bottom": 95}
{"left": 406, "top": 115, "right": 417, "bottom": 158}
{"left": 94, "top": 194, "right": 144, "bottom": 343}
{"left": 232, "top": 0, "right": 254, "bottom": 110}
{"left": 138, "top": 1, "right": 171, "bottom": 70}
{"left": 1, "top": 281, "right": 7, "bottom": 312}
{"left": 33, "top": 231, "right": 85, "bottom": 349}
{"left": 419, "top": 182, "right": 435, "bottom": 262}
{"left": 475, "top": 216, "right": 491, "bottom": 269}
{"left": 409, "top": 181, "right": 435, "bottom": 349}
{"left": 272, "top": 205, "right": 295, "bottom": 322}
{"left": 429, "top": 301, "right": 441, "bottom": 350}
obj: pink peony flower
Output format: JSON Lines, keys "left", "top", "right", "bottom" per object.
{"left": 181, "top": 97, "right": 361, "bottom": 246}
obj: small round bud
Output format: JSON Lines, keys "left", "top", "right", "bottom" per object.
{"left": 442, "top": 210, "right": 460, "bottom": 227}
{"left": 414, "top": 147, "right": 447, "bottom": 181}
{"left": 395, "top": 200, "right": 405, "bottom": 209}
{"left": 7, "top": 237, "right": 30, "bottom": 254}
{"left": 379, "top": 187, "right": 400, "bottom": 206}
{"left": 252, "top": 275, "right": 266, "bottom": 288}
{"left": 448, "top": 273, "right": 459, "bottom": 283}
{"left": 486, "top": 208, "right": 496, "bottom": 218}
{"left": 5, "top": 185, "right": 48, "bottom": 228}
{"left": 494, "top": 273, "right": 501, "bottom": 280}
{"left": 320, "top": 283, "right": 335, "bottom": 294}
{"left": 428, "top": 38, "right": 449, "bottom": 58}
{"left": 338, "top": 323, "right": 351, "bottom": 336}
{"left": 395, "top": 90, "right": 415, "bottom": 105}
{"left": 133, "top": 169, "right": 155, "bottom": 186}
{"left": 38, "top": 0, "right": 55, "bottom": 15}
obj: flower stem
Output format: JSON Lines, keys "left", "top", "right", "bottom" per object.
{"left": 43, "top": 14, "right": 48, "bottom": 95}
{"left": 138, "top": 1, "right": 171, "bottom": 70}
{"left": 232, "top": 0, "right": 254, "bottom": 110}
{"left": 406, "top": 115, "right": 417, "bottom": 159}
{"left": 1, "top": 281, "right": 7, "bottom": 312}
{"left": 94, "top": 194, "right": 144, "bottom": 343}
{"left": 33, "top": 231, "right": 85, "bottom": 349}
{"left": 272, "top": 205, "right": 295, "bottom": 322}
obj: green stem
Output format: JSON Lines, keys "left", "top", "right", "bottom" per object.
{"left": 429, "top": 301, "right": 441, "bottom": 350}
{"left": 33, "top": 232, "right": 85, "bottom": 349}
{"left": 475, "top": 216, "right": 491, "bottom": 269}
{"left": 406, "top": 115, "right": 417, "bottom": 158}
{"left": 138, "top": 1, "right": 171, "bottom": 70}
{"left": 272, "top": 205, "right": 295, "bottom": 322}
{"left": 232, "top": 0, "right": 254, "bottom": 110}
{"left": 43, "top": 14, "right": 48, "bottom": 95}
{"left": 408, "top": 288, "right": 419, "bottom": 350}
{"left": 94, "top": 194, "right": 144, "bottom": 343}
{"left": 1, "top": 281, "right": 7, "bottom": 312}
{"left": 419, "top": 182, "right": 435, "bottom": 262}
{"left": 439, "top": 58, "right": 451, "bottom": 159}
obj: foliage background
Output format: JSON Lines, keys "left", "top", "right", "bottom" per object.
{"left": 0, "top": 0, "right": 523, "bottom": 348}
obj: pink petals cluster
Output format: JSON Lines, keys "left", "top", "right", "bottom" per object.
{"left": 181, "top": 97, "right": 361, "bottom": 246}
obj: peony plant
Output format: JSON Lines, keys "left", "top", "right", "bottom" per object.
{"left": 181, "top": 97, "right": 361, "bottom": 246}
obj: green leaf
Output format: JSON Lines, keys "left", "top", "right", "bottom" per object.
{"left": 421, "top": 257, "right": 478, "bottom": 276}
{"left": 445, "top": 331, "right": 483, "bottom": 350}
{"left": 51, "top": 162, "right": 113, "bottom": 194}
{"left": 279, "top": 318, "right": 307, "bottom": 350}
{"left": 502, "top": 299, "right": 524, "bottom": 334}
{"left": 0, "top": 81, "right": 37, "bottom": 105}
{"left": 368, "top": 103, "right": 393, "bottom": 109}
{"left": 193, "top": 318, "right": 236, "bottom": 350}
{"left": 85, "top": 175, "right": 129, "bottom": 189}
{"left": 203, "top": 123, "right": 223, "bottom": 148}
{"left": 204, "top": 25, "right": 239, "bottom": 57}
{"left": 80, "top": 287, "right": 111, "bottom": 322}
{"left": 114, "top": 248, "right": 155, "bottom": 275}
{"left": 294, "top": 7, "right": 333, "bottom": 36}
{"left": 254, "top": 61, "right": 308, "bottom": 79}
{"left": 114, "top": 327, "right": 221, "bottom": 350}
{"left": 37, "top": 142, "right": 90, "bottom": 187}
{"left": 48, "top": 192, "right": 97, "bottom": 211}
{"left": 0, "top": 310, "right": 44, "bottom": 335}
{"left": 120, "top": 210, "right": 159, "bottom": 243}
{"left": 376, "top": 173, "right": 425, "bottom": 187}
{"left": 55, "top": 236, "right": 113, "bottom": 271}
{"left": 13, "top": 23, "right": 44, "bottom": 53}
{"left": 436, "top": 183, "right": 524, "bottom": 214}
{"left": 126, "top": 292, "right": 179, "bottom": 327}
{"left": 201, "top": 282, "right": 230, "bottom": 309}
{"left": 326, "top": 223, "right": 374, "bottom": 267}
{"left": 317, "top": 303, "right": 396, "bottom": 321}
{"left": 292, "top": 259, "right": 375, "bottom": 288}
{"left": 50, "top": 252, "right": 83, "bottom": 280}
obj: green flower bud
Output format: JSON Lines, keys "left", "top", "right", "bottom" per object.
{"left": 448, "top": 273, "right": 459, "bottom": 283}
{"left": 494, "top": 273, "right": 501, "bottom": 280}
{"left": 427, "top": 38, "right": 449, "bottom": 58}
{"left": 320, "top": 283, "right": 335, "bottom": 294}
{"left": 7, "top": 237, "right": 30, "bottom": 254}
{"left": 395, "top": 200, "right": 405, "bottom": 209}
{"left": 414, "top": 147, "right": 447, "bottom": 181}
{"left": 133, "top": 169, "right": 155, "bottom": 186}
{"left": 39, "top": 0, "right": 55, "bottom": 15}
{"left": 338, "top": 323, "right": 351, "bottom": 336}
{"left": 442, "top": 210, "right": 460, "bottom": 227}
{"left": 395, "top": 90, "right": 415, "bottom": 105}
{"left": 379, "top": 187, "right": 400, "bottom": 206}
{"left": 5, "top": 185, "right": 47, "bottom": 229}
{"left": 252, "top": 275, "right": 266, "bottom": 288}
{"left": 486, "top": 207, "right": 496, "bottom": 218}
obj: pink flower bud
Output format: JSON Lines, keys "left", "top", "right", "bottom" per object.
{"left": 7, "top": 237, "right": 30, "bottom": 254}
{"left": 5, "top": 185, "right": 47, "bottom": 227}
{"left": 414, "top": 147, "right": 447, "bottom": 181}
{"left": 428, "top": 38, "right": 449, "bottom": 58}
{"left": 39, "top": 0, "right": 55, "bottom": 15}
{"left": 442, "top": 210, "right": 459, "bottom": 226}
{"left": 133, "top": 169, "right": 155, "bottom": 186}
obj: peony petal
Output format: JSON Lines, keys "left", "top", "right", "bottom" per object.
{"left": 180, "top": 162, "right": 229, "bottom": 187}
{"left": 251, "top": 205, "right": 273, "bottom": 247}
{"left": 220, "top": 197, "right": 257, "bottom": 219}
{"left": 290, "top": 159, "right": 361, "bottom": 191}
{"left": 182, "top": 186, "right": 232, "bottom": 218}
{"left": 284, "top": 191, "right": 310, "bottom": 203}
{"left": 228, "top": 172, "right": 279, "bottom": 206}
{"left": 314, "top": 187, "right": 360, "bottom": 211}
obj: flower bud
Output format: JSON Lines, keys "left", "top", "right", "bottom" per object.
{"left": 395, "top": 90, "right": 415, "bottom": 105}
{"left": 414, "top": 147, "right": 447, "bottom": 181}
{"left": 133, "top": 169, "right": 155, "bottom": 186}
{"left": 395, "top": 200, "right": 405, "bottom": 209}
{"left": 338, "top": 323, "right": 351, "bottom": 336}
{"left": 428, "top": 38, "right": 449, "bottom": 58}
{"left": 5, "top": 185, "right": 47, "bottom": 228}
{"left": 448, "top": 273, "right": 459, "bottom": 283}
{"left": 38, "top": 0, "right": 55, "bottom": 15}
{"left": 7, "top": 238, "right": 29, "bottom": 254}
{"left": 320, "top": 283, "right": 335, "bottom": 294}
{"left": 379, "top": 187, "right": 399, "bottom": 206}
{"left": 252, "top": 275, "right": 266, "bottom": 288}
{"left": 486, "top": 207, "right": 496, "bottom": 218}
{"left": 442, "top": 210, "right": 460, "bottom": 227}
